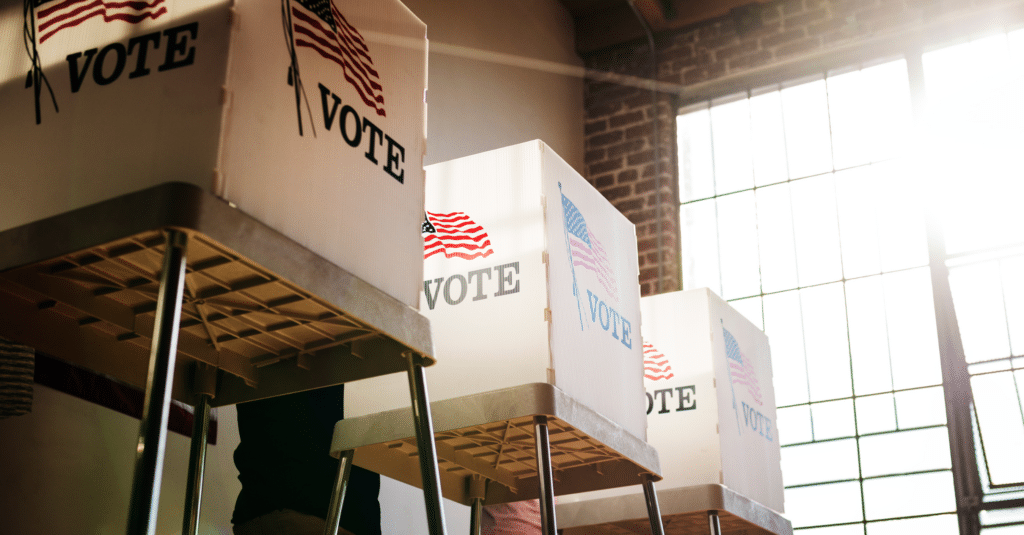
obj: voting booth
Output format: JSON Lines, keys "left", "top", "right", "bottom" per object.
{"left": 346, "top": 140, "right": 647, "bottom": 440}
{"left": 0, "top": 0, "right": 427, "bottom": 308}
{"left": 563, "top": 288, "right": 784, "bottom": 513}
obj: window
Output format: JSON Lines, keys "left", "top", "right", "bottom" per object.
{"left": 677, "top": 30, "right": 1024, "bottom": 533}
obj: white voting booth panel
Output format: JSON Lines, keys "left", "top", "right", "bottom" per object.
{"left": 346, "top": 140, "right": 646, "bottom": 440}
{"left": 563, "top": 288, "right": 784, "bottom": 513}
{"left": 1, "top": 0, "right": 427, "bottom": 308}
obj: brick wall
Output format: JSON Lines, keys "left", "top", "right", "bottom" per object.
{"left": 582, "top": 0, "right": 1021, "bottom": 297}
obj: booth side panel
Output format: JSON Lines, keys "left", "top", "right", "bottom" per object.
{"left": 542, "top": 143, "right": 646, "bottom": 442}
{"left": 0, "top": 1, "right": 231, "bottom": 232}
{"left": 710, "top": 291, "right": 785, "bottom": 513}
{"left": 217, "top": 0, "right": 428, "bottom": 308}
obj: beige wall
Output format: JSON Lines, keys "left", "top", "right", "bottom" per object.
{"left": 403, "top": 0, "right": 585, "bottom": 172}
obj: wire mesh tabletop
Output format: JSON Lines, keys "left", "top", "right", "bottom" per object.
{"left": 0, "top": 182, "right": 434, "bottom": 406}
{"left": 329, "top": 383, "right": 662, "bottom": 506}
{"left": 557, "top": 484, "right": 792, "bottom": 535}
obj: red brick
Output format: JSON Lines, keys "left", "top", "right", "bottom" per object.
{"left": 775, "top": 37, "right": 822, "bottom": 58}
{"left": 602, "top": 184, "right": 633, "bottom": 201}
{"left": 626, "top": 123, "right": 654, "bottom": 140}
{"left": 609, "top": 110, "right": 645, "bottom": 128}
{"left": 781, "top": 0, "right": 806, "bottom": 16}
{"left": 628, "top": 150, "right": 655, "bottom": 166}
{"left": 585, "top": 120, "right": 608, "bottom": 135}
{"left": 614, "top": 198, "right": 644, "bottom": 213}
{"left": 617, "top": 169, "right": 639, "bottom": 183}
{"left": 595, "top": 174, "right": 614, "bottom": 188}
{"left": 635, "top": 178, "right": 658, "bottom": 195}
{"left": 640, "top": 267, "right": 660, "bottom": 282}
{"left": 608, "top": 139, "right": 646, "bottom": 159}
{"left": 661, "top": 43, "right": 695, "bottom": 62}
{"left": 715, "top": 39, "right": 760, "bottom": 62}
{"left": 761, "top": 28, "right": 806, "bottom": 48}
{"left": 807, "top": 16, "right": 848, "bottom": 37}
{"left": 785, "top": 7, "right": 829, "bottom": 29}
{"left": 589, "top": 159, "right": 624, "bottom": 176}
{"left": 728, "top": 50, "right": 773, "bottom": 72}
{"left": 585, "top": 148, "right": 606, "bottom": 163}
{"left": 587, "top": 130, "right": 624, "bottom": 148}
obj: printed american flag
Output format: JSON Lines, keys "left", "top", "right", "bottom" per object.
{"left": 643, "top": 342, "right": 674, "bottom": 381}
{"left": 423, "top": 212, "right": 494, "bottom": 260}
{"left": 291, "top": 0, "right": 386, "bottom": 117}
{"left": 562, "top": 192, "right": 618, "bottom": 301}
{"left": 723, "top": 326, "right": 763, "bottom": 405}
{"left": 34, "top": 0, "right": 168, "bottom": 44}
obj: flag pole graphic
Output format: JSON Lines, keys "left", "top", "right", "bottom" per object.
{"left": 559, "top": 183, "right": 584, "bottom": 330}
{"left": 723, "top": 321, "right": 742, "bottom": 435}
{"left": 22, "top": 0, "right": 58, "bottom": 125}
{"left": 281, "top": 0, "right": 316, "bottom": 137}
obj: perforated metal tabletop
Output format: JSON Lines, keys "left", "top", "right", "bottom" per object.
{"left": 329, "top": 382, "right": 662, "bottom": 506}
{"left": 557, "top": 484, "right": 792, "bottom": 535}
{"left": 0, "top": 182, "right": 434, "bottom": 406}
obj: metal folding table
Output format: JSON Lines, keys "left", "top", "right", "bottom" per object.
{"left": 0, "top": 182, "right": 447, "bottom": 535}
{"left": 324, "top": 382, "right": 667, "bottom": 535}
{"left": 556, "top": 483, "right": 793, "bottom": 535}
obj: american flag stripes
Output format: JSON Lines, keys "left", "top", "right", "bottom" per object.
{"left": 291, "top": 0, "right": 386, "bottom": 117}
{"left": 723, "top": 326, "right": 763, "bottom": 406}
{"left": 33, "top": 0, "right": 168, "bottom": 44}
{"left": 643, "top": 342, "right": 674, "bottom": 381}
{"left": 561, "top": 192, "right": 618, "bottom": 301}
{"left": 423, "top": 212, "right": 494, "bottom": 260}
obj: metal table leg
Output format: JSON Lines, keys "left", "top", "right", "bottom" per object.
{"left": 324, "top": 450, "right": 355, "bottom": 535}
{"left": 468, "top": 497, "right": 484, "bottom": 535}
{"left": 641, "top": 475, "right": 665, "bottom": 535}
{"left": 406, "top": 352, "right": 448, "bottom": 535}
{"left": 708, "top": 510, "right": 722, "bottom": 535}
{"left": 534, "top": 415, "right": 558, "bottom": 535}
{"left": 182, "top": 393, "right": 212, "bottom": 535}
{"left": 126, "top": 229, "right": 188, "bottom": 535}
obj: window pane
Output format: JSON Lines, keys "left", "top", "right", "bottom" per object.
{"left": 856, "top": 394, "right": 897, "bottom": 434}
{"left": 859, "top": 427, "right": 952, "bottom": 478}
{"left": 874, "top": 161, "right": 928, "bottom": 272}
{"left": 866, "top": 514, "right": 958, "bottom": 535}
{"left": 782, "top": 79, "right": 834, "bottom": 179}
{"left": 949, "top": 262, "right": 1012, "bottom": 363}
{"left": 802, "top": 283, "right": 852, "bottom": 401}
{"left": 717, "top": 191, "right": 760, "bottom": 299}
{"left": 778, "top": 404, "right": 813, "bottom": 445}
{"left": 972, "top": 372, "right": 1024, "bottom": 485}
{"left": 1001, "top": 255, "right": 1024, "bottom": 356}
{"left": 765, "top": 290, "right": 810, "bottom": 406}
{"left": 756, "top": 183, "right": 800, "bottom": 293}
{"left": 729, "top": 295, "right": 764, "bottom": 331}
{"left": 835, "top": 166, "right": 883, "bottom": 278}
{"left": 846, "top": 276, "right": 894, "bottom": 396}
{"left": 750, "top": 90, "right": 788, "bottom": 186}
{"left": 791, "top": 174, "right": 844, "bottom": 286}
{"left": 678, "top": 109, "right": 715, "bottom": 202}
{"left": 782, "top": 439, "right": 859, "bottom": 486}
{"left": 894, "top": 386, "right": 947, "bottom": 428}
{"left": 812, "top": 399, "right": 856, "bottom": 440}
{"left": 827, "top": 68, "right": 870, "bottom": 169}
{"left": 883, "top": 268, "right": 943, "bottom": 390}
{"left": 711, "top": 97, "right": 755, "bottom": 195}
{"left": 680, "top": 199, "right": 720, "bottom": 294}
{"left": 862, "top": 472, "right": 956, "bottom": 520}
{"left": 858, "top": 60, "right": 913, "bottom": 165}
{"left": 786, "top": 482, "right": 864, "bottom": 528}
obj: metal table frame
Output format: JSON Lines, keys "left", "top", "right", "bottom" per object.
{"left": 323, "top": 383, "right": 668, "bottom": 535}
{"left": 556, "top": 484, "right": 793, "bottom": 535}
{"left": 0, "top": 182, "right": 447, "bottom": 535}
